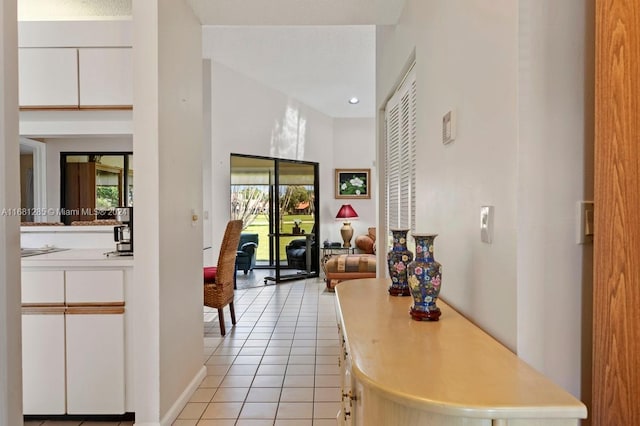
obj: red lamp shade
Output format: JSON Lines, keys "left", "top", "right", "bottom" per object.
{"left": 336, "top": 204, "right": 359, "bottom": 220}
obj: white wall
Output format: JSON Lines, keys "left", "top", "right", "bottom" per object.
{"left": 516, "top": 0, "right": 593, "bottom": 398}
{"left": 0, "top": 0, "right": 24, "bottom": 424}
{"left": 18, "top": 19, "right": 132, "bottom": 48}
{"left": 377, "top": 0, "right": 591, "bottom": 398}
{"left": 19, "top": 110, "right": 132, "bottom": 137}
{"left": 378, "top": 0, "right": 519, "bottom": 349}
{"left": 133, "top": 1, "right": 204, "bottom": 424}
{"left": 202, "top": 59, "right": 213, "bottom": 264}
{"left": 206, "top": 62, "right": 375, "bottom": 260}
{"left": 20, "top": 226, "right": 116, "bottom": 248}
{"left": 332, "top": 118, "right": 376, "bottom": 244}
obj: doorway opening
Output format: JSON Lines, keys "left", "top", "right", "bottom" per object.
{"left": 230, "top": 153, "right": 319, "bottom": 283}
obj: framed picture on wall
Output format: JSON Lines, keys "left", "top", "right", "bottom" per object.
{"left": 335, "top": 168, "right": 371, "bottom": 199}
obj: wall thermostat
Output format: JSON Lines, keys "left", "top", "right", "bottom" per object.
{"left": 442, "top": 109, "right": 457, "bottom": 145}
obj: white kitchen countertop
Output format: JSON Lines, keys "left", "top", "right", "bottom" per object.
{"left": 21, "top": 226, "right": 115, "bottom": 233}
{"left": 21, "top": 248, "right": 134, "bottom": 268}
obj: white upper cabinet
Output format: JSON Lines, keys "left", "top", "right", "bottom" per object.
{"left": 78, "top": 48, "right": 132, "bottom": 107}
{"left": 18, "top": 47, "right": 133, "bottom": 109}
{"left": 19, "top": 48, "right": 79, "bottom": 107}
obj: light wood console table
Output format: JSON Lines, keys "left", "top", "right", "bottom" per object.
{"left": 334, "top": 278, "right": 587, "bottom": 426}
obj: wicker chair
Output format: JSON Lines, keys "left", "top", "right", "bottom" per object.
{"left": 203, "top": 220, "right": 243, "bottom": 336}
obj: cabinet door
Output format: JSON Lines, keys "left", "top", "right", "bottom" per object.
{"left": 64, "top": 162, "right": 97, "bottom": 224}
{"left": 66, "top": 311, "right": 125, "bottom": 414}
{"left": 22, "top": 312, "right": 66, "bottom": 415}
{"left": 19, "top": 48, "right": 79, "bottom": 107}
{"left": 78, "top": 47, "right": 132, "bottom": 107}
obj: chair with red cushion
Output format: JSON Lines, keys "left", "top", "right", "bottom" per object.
{"left": 203, "top": 219, "right": 243, "bottom": 336}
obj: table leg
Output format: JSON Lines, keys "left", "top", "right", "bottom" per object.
{"left": 305, "top": 235, "right": 311, "bottom": 275}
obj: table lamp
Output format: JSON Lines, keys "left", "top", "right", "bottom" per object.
{"left": 336, "top": 204, "right": 359, "bottom": 248}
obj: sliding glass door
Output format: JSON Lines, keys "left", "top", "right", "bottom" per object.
{"left": 230, "top": 154, "right": 319, "bottom": 283}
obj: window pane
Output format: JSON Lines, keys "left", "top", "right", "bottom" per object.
{"left": 61, "top": 152, "right": 132, "bottom": 224}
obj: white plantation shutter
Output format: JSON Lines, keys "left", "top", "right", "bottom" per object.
{"left": 385, "top": 102, "right": 401, "bottom": 229}
{"left": 385, "top": 65, "right": 417, "bottom": 234}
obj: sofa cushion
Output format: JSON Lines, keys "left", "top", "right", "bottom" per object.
{"left": 355, "top": 227, "right": 376, "bottom": 254}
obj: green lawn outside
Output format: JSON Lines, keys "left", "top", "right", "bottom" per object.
{"left": 243, "top": 214, "right": 315, "bottom": 261}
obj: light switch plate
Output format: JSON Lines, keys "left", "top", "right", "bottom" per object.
{"left": 442, "top": 109, "right": 457, "bottom": 144}
{"left": 577, "top": 201, "right": 594, "bottom": 244}
{"left": 480, "top": 206, "right": 494, "bottom": 243}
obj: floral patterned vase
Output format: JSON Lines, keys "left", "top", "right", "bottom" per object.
{"left": 407, "top": 234, "right": 442, "bottom": 321}
{"left": 387, "top": 229, "right": 413, "bottom": 296}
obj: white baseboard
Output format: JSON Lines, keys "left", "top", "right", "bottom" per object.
{"left": 159, "top": 365, "right": 207, "bottom": 426}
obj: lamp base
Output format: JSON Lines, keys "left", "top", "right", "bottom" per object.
{"left": 340, "top": 222, "right": 353, "bottom": 248}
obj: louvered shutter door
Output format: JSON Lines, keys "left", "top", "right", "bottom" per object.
{"left": 409, "top": 77, "right": 417, "bottom": 232}
{"left": 384, "top": 66, "right": 417, "bottom": 234}
{"left": 386, "top": 101, "right": 401, "bottom": 229}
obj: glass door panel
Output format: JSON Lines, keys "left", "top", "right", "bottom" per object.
{"left": 276, "top": 160, "right": 318, "bottom": 281}
{"left": 230, "top": 155, "right": 275, "bottom": 266}
{"left": 230, "top": 154, "right": 319, "bottom": 283}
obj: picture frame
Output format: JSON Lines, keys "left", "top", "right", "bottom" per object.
{"left": 335, "top": 168, "right": 371, "bottom": 199}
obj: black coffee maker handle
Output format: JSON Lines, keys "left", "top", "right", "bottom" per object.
{"left": 114, "top": 225, "right": 123, "bottom": 241}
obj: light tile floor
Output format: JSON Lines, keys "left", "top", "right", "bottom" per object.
{"left": 195, "top": 277, "right": 341, "bottom": 425}
{"left": 26, "top": 275, "right": 340, "bottom": 426}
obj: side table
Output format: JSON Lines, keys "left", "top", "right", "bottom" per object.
{"left": 320, "top": 244, "right": 355, "bottom": 278}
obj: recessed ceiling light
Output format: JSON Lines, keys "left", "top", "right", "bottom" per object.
{"left": 348, "top": 97, "right": 360, "bottom": 105}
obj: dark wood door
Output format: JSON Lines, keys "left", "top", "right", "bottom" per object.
{"left": 593, "top": 1, "right": 640, "bottom": 424}
{"left": 64, "top": 162, "right": 96, "bottom": 223}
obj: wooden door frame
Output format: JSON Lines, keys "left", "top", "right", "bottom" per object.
{"left": 593, "top": 1, "right": 640, "bottom": 424}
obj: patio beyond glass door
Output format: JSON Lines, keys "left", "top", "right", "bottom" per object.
{"left": 230, "top": 154, "right": 319, "bottom": 283}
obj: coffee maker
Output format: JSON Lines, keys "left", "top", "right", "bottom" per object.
{"left": 113, "top": 207, "right": 133, "bottom": 255}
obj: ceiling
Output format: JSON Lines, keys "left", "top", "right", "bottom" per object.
{"left": 18, "top": 0, "right": 407, "bottom": 118}
{"left": 192, "top": 0, "right": 406, "bottom": 118}
{"left": 188, "top": 0, "right": 406, "bottom": 26}
{"left": 202, "top": 25, "right": 375, "bottom": 118}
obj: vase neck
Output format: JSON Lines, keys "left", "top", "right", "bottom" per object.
{"left": 391, "top": 230, "right": 409, "bottom": 250}
{"left": 414, "top": 236, "right": 436, "bottom": 261}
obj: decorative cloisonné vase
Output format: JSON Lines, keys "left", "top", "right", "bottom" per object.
{"left": 407, "top": 234, "right": 442, "bottom": 321}
{"left": 387, "top": 229, "right": 413, "bottom": 296}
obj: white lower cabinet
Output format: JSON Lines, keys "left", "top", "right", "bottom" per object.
{"left": 66, "top": 311, "right": 125, "bottom": 414}
{"left": 22, "top": 266, "right": 128, "bottom": 415}
{"left": 22, "top": 312, "right": 66, "bottom": 415}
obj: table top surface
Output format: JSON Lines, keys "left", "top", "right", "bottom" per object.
{"left": 335, "top": 278, "right": 587, "bottom": 420}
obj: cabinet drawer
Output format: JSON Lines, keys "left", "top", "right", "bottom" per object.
{"left": 65, "top": 270, "right": 124, "bottom": 304}
{"left": 22, "top": 270, "right": 65, "bottom": 304}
